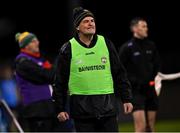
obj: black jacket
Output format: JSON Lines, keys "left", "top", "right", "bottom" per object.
{"left": 15, "top": 55, "right": 55, "bottom": 85}
{"left": 119, "top": 37, "right": 160, "bottom": 88}
{"left": 53, "top": 34, "right": 133, "bottom": 119}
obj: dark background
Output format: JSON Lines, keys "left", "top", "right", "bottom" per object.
{"left": 0, "top": 0, "right": 180, "bottom": 121}
{"left": 0, "top": 0, "right": 180, "bottom": 73}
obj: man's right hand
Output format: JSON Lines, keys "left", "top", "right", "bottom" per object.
{"left": 123, "top": 102, "right": 133, "bottom": 114}
{"left": 57, "top": 112, "right": 69, "bottom": 122}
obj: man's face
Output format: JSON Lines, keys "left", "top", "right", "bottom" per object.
{"left": 133, "top": 21, "right": 148, "bottom": 38}
{"left": 77, "top": 16, "right": 96, "bottom": 35}
{"left": 26, "top": 38, "right": 40, "bottom": 53}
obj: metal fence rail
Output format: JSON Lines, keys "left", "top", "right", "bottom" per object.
{"left": 0, "top": 99, "right": 24, "bottom": 132}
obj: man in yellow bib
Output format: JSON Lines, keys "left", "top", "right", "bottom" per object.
{"left": 53, "top": 7, "right": 133, "bottom": 132}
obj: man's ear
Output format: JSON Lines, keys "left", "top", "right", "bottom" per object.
{"left": 76, "top": 26, "right": 79, "bottom": 31}
{"left": 131, "top": 26, "right": 136, "bottom": 33}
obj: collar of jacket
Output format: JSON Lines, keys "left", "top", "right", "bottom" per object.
{"left": 20, "top": 48, "right": 40, "bottom": 58}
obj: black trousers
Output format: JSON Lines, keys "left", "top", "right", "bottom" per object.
{"left": 19, "top": 116, "right": 75, "bottom": 132}
{"left": 74, "top": 115, "right": 118, "bottom": 132}
{"left": 27, "top": 117, "right": 54, "bottom": 132}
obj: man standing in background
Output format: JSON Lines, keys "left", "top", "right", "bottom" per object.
{"left": 14, "top": 31, "right": 55, "bottom": 132}
{"left": 119, "top": 17, "right": 160, "bottom": 132}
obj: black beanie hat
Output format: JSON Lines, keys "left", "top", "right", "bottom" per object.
{"left": 73, "top": 7, "right": 94, "bottom": 27}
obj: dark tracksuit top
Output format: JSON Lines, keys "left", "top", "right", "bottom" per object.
{"left": 53, "top": 34, "right": 133, "bottom": 119}
{"left": 118, "top": 37, "right": 161, "bottom": 89}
